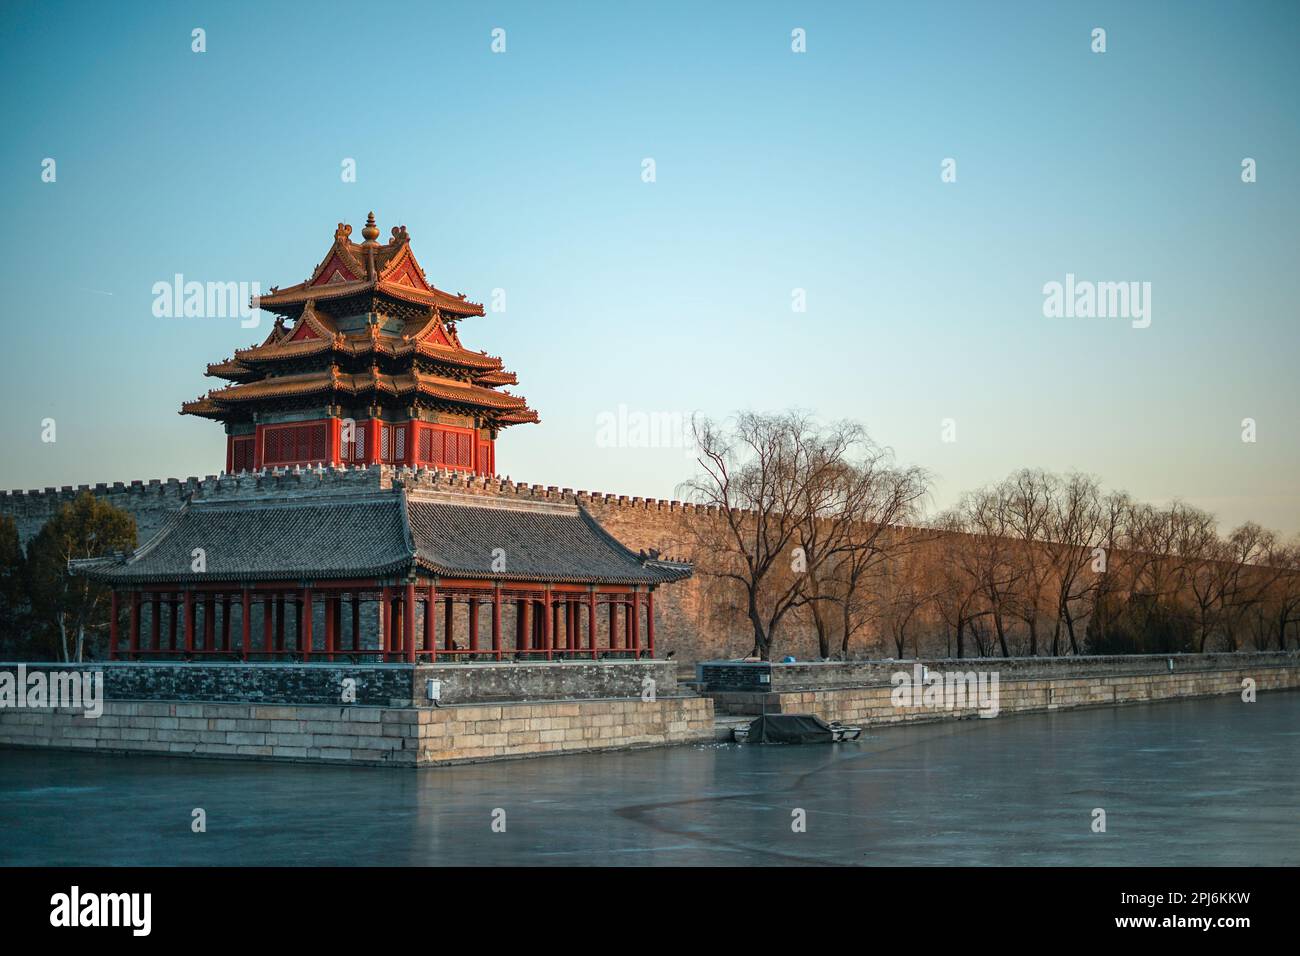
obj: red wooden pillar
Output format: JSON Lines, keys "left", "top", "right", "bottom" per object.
{"left": 366, "top": 418, "right": 382, "bottom": 465}
{"left": 252, "top": 423, "right": 265, "bottom": 471}
{"left": 608, "top": 600, "right": 618, "bottom": 651}
{"left": 624, "top": 598, "right": 633, "bottom": 653}
{"left": 128, "top": 591, "right": 140, "bottom": 659}
{"left": 275, "top": 595, "right": 285, "bottom": 652}
{"left": 391, "top": 592, "right": 402, "bottom": 657}
{"left": 469, "top": 598, "right": 480, "bottom": 652}
{"left": 646, "top": 589, "right": 656, "bottom": 658}
{"left": 325, "top": 593, "right": 336, "bottom": 660}
{"left": 589, "top": 590, "right": 598, "bottom": 659}
{"left": 241, "top": 588, "right": 251, "bottom": 662}
{"left": 380, "top": 585, "right": 391, "bottom": 658}
{"left": 491, "top": 587, "right": 502, "bottom": 660}
{"left": 222, "top": 595, "right": 232, "bottom": 651}
{"left": 262, "top": 596, "right": 273, "bottom": 656}
{"left": 630, "top": 591, "right": 641, "bottom": 656}
{"left": 444, "top": 596, "right": 455, "bottom": 651}
{"left": 203, "top": 594, "right": 215, "bottom": 652}
{"left": 225, "top": 436, "right": 234, "bottom": 475}
{"left": 517, "top": 599, "right": 529, "bottom": 654}
{"left": 184, "top": 590, "right": 195, "bottom": 654}
{"left": 301, "top": 587, "right": 313, "bottom": 661}
{"left": 543, "top": 586, "right": 553, "bottom": 660}
{"left": 404, "top": 582, "right": 416, "bottom": 663}
{"left": 426, "top": 581, "right": 438, "bottom": 663}
{"left": 151, "top": 593, "right": 161, "bottom": 652}
{"left": 109, "top": 591, "right": 120, "bottom": 660}
{"left": 169, "top": 594, "right": 179, "bottom": 651}
{"left": 328, "top": 417, "right": 342, "bottom": 467}
{"left": 169, "top": 595, "right": 179, "bottom": 655}
{"left": 352, "top": 592, "right": 361, "bottom": 652}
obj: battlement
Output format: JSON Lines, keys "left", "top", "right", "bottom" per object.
{"left": 0, "top": 466, "right": 721, "bottom": 548}
{"left": 0, "top": 464, "right": 712, "bottom": 511}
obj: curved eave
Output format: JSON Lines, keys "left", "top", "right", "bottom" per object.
{"left": 70, "top": 557, "right": 417, "bottom": 585}
{"left": 497, "top": 410, "right": 541, "bottom": 425}
{"left": 180, "top": 399, "right": 226, "bottom": 418}
{"left": 413, "top": 558, "right": 689, "bottom": 586}
{"left": 205, "top": 361, "right": 257, "bottom": 381}
{"left": 234, "top": 339, "right": 333, "bottom": 364}
{"left": 195, "top": 370, "right": 537, "bottom": 415}
{"left": 256, "top": 280, "right": 484, "bottom": 317}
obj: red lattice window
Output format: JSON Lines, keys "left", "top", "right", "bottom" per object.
{"left": 309, "top": 426, "right": 326, "bottom": 462}
{"left": 262, "top": 422, "right": 328, "bottom": 466}
{"left": 231, "top": 438, "right": 255, "bottom": 473}
{"left": 342, "top": 423, "right": 365, "bottom": 463}
{"left": 417, "top": 426, "right": 433, "bottom": 463}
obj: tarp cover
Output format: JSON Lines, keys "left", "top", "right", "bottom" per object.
{"left": 745, "top": 713, "right": 836, "bottom": 744}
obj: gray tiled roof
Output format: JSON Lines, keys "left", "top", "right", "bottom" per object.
{"left": 408, "top": 495, "right": 690, "bottom": 585}
{"left": 70, "top": 489, "right": 691, "bottom": 587}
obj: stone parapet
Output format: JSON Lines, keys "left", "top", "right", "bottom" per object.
{"left": 706, "top": 662, "right": 1300, "bottom": 723}
{"left": 0, "top": 695, "right": 714, "bottom": 767}
{"left": 698, "top": 651, "right": 1300, "bottom": 693}
{"left": 0, "top": 660, "right": 678, "bottom": 707}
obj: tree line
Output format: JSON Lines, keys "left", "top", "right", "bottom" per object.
{"left": 683, "top": 412, "right": 1300, "bottom": 661}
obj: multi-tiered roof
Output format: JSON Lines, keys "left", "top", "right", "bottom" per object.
{"left": 182, "top": 214, "right": 538, "bottom": 430}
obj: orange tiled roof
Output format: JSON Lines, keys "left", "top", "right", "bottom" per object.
{"left": 197, "top": 369, "right": 536, "bottom": 416}
{"left": 255, "top": 215, "right": 484, "bottom": 316}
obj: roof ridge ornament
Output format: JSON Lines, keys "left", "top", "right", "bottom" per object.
{"left": 335, "top": 222, "right": 352, "bottom": 242}
{"left": 361, "top": 211, "right": 380, "bottom": 245}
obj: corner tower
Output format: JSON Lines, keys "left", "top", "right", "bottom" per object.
{"left": 182, "top": 213, "right": 538, "bottom": 475}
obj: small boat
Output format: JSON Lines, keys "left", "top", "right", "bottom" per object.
{"left": 733, "top": 713, "right": 862, "bottom": 744}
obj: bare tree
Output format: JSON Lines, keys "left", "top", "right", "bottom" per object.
{"left": 930, "top": 512, "right": 989, "bottom": 659}
{"left": 1261, "top": 540, "right": 1300, "bottom": 649}
{"left": 821, "top": 465, "right": 930, "bottom": 658}
{"left": 684, "top": 412, "right": 892, "bottom": 660}
{"left": 958, "top": 486, "right": 1018, "bottom": 657}
{"left": 1215, "top": 522, "right": 1279, "bottom": 651}
{"left": 1001, "top": 469, "right": 1056, "bottom": 656}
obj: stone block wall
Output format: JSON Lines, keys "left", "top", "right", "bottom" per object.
{"left": 0, "top": 695, "right": 714, "bottom": 767}
{"left": 709, "top": 662, "right": 1300, "bottom": 724}
{"left": 699, "top": 651, "right": 1300, "bottom": 693}
{"left": 418, "top": 696, "right": 713, "bottom": 764}
{"left": 0, "top": 660, "right": 676, "bottom": 707}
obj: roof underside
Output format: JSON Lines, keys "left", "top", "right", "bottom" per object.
{"left": 70, "top": 491, "right": 692, "bottom": 587}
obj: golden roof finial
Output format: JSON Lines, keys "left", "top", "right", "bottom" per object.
{"left": 361, "top": 211, "right": 380, "bottom": 244}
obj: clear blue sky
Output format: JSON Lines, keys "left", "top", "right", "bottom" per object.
{"left": 2, "top": 0, "right": 1297, "bottom": 534}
